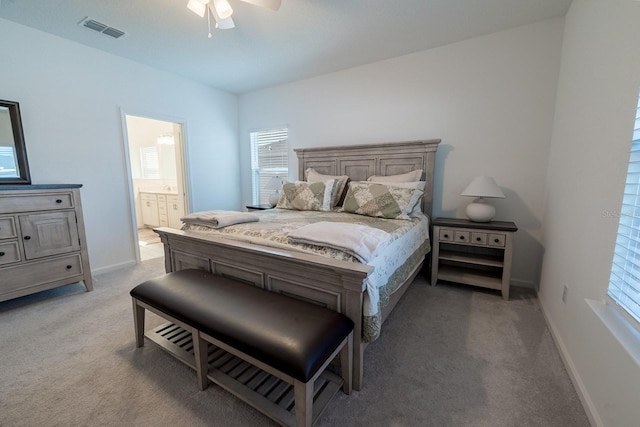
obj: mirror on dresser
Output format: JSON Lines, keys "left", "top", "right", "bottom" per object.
{"left": 0, "top": 99, "right": 31, "bottom": 185}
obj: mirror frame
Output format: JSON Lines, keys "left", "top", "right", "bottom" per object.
{"left": 0, "top": 99, "right": 31, "bottom": 185}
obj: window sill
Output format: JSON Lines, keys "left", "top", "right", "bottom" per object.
{"left": 586, "top": 298, "right": 640, "bottom": 369}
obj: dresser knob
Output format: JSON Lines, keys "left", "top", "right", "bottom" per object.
{"left": 476, "top": 237, "right": 482, "bottom": 241}
{"left": 443, "top": 234, "right": 449, "bottom": 238}
{"left": 494, "top": 238, "right": 500, "bottom": 243}
{"left": 66, "top": 265, "right": 73, "bottom": 269}
{"left": 56, "top": 199, "right": 62, "bottom": 203}
{"left": 24, "top": 236, "right": 31, "bottom": 240}
{"left": 0, "top": 252, "right": 5, "bottom": 256}
{"left": 459, "top": 236, "right": 465, "bottom": 240}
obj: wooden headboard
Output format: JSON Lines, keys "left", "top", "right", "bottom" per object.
{"left": 294, "top": 139, "right": 441, "bottom": 216}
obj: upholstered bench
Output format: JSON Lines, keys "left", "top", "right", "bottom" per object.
{"left": 130, "top": 269, "right": 354, "bottom": 427}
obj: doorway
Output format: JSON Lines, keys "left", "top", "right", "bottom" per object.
{"left": 123, "top": 114, "right": 189, "bottom": 262}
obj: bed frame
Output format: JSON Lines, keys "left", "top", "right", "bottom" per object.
{"left": 154, "top": 139, "right": 440, "bottom": 390}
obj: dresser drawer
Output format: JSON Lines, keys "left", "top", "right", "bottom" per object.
{"left": 0, "top": 241, "right": 21, "bottom": 265}
{"left": 0, "top": 193, "right": 74, "bottom": 213}
{"left": 453, "top": 230, "right": 470, "bottom": 243}
{"left": 140, "top": 193, "right": 157, "bottom": 201}
{"left": 0, "top": 254, "right": 82, "bottom": 295}
{"left": 439, "top": 229, "right": 453, "bottom": 241}
{"left": 471, "top": 232, "right": 487, "bottom": 245}
{"left": 0, "top": 217, "right": 17, "bottom": 239}
{"left": 488, "top": 233, "right": 506, "bottom": 247}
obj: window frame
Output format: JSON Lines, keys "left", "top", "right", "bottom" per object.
{"left": 250, "top": 127, "right": 289, "bottom": 205}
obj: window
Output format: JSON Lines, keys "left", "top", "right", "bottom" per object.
{"left": 250, "top": 128, "right": 288, "bottom": 205}
{"left": 140, "top": 146, "right": 160, "bottom": 179}
{"left": 608, "top": 95, "right": 640, "bottom": 328}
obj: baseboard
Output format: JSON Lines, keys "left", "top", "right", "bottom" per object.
{"left": 538, "top": 299, "right": 602, "bottom": 427}
{"left": 91, "top": 260, "right": 137, "bottom": 276}
{"left": 510, "top": 278, "right": 536, "bottom": 289}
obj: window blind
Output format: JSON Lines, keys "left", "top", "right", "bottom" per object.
{"left": 608, "top": 98, "right": 640, "bottom": 325}
{"left": 250, "top": 128, "right": 288, "bottom": 205}
{"left": 141, "top": 146, "right": 160, "bottom": 179}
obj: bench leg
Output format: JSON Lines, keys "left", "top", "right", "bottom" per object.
{"left": 294, "top": 379, "right": 313, "bottom": 427}
{"left": 193, "top": 330, "right": 209, "bottom": 391}
{"left": 340, "top": 332, "right": 353, "bottom": 394}
{"left": 132, "top": 298, "right": 145, "bottom": 348}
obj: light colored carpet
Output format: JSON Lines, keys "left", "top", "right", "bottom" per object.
{"left": 0, "top": 259, "right": 589, "bottom": 427}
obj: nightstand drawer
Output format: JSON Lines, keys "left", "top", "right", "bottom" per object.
{"left": 471, "top": 232, "right": 487, "bottom": 245}
{"left": 439, "top": 229, "right": 454, "bottom": 241}
{"left": 454, "top": 230, "right": 470, "bottom": 243}
{"left": 488, "top": 233, "right": 506, "bottom": 247}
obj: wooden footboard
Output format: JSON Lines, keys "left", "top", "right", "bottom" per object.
{"left": 155, "top": 227, "right": 373, "bottom": 390}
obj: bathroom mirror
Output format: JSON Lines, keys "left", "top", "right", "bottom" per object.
{"left": 0, "top": 100, "right": 31, "bottom": 185}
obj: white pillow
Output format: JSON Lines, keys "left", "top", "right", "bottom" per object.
{"left": 367, "top": 169, "right": 423, "bottom": 183}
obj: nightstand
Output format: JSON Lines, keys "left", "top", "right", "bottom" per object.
{"left": 246, "top": 204, "right": 273, "bottom": 212}
{"left": 431, "top": 217, "right": 517, "bottom": 300}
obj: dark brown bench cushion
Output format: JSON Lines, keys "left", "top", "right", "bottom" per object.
{"left": 130, "top": 269, "right": 354, "bottom": 383}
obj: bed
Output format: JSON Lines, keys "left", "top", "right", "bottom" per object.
{"left": 154, "top": 139, "right": 440, "bottom": 390}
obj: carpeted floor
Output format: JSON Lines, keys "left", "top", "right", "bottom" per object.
{"left": 0, "top": 259, "right": 590, "bottom": 427}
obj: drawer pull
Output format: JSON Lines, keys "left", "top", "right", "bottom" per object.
{"left": 66, "top": 265, "right": 73, "bottom": 269}
{"left": 459, "top": 236, "right": 466, "bottom": 240}
{"left": 443, "top": 234, "right": 449, "bottom": 238}
{"left": 494, "top": 238, "right": 500, "bottom": 243}
{"left": 0, "top": 252, "right": 4, "bottom": 256}
{"left": 56, "top": 199, "right": 62, "bottom": 204}
{"left": 24, "top": 236, "right": 31, "bottom": 240}
{"left": 476, "top": 237, "right": 482, "bottom": 242}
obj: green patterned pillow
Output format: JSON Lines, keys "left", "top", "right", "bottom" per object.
{"left": 276, "top": 179, "right": 336, "bottom": 211}
{"left": 341, "top": 182, "right": 423, "bottom": 219}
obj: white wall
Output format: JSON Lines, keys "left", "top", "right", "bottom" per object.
{"left": 539, "top": 0, "right": 640, "bottom": 425}
{"left": 0, "top": 19, "right": 240, "bottom": 272}
{"left": 239, "top": 18, "right": 565, "bottom": 288}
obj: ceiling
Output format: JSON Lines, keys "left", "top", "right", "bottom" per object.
{"left": 0, "top": 0, "right": 572, "bottom": 94}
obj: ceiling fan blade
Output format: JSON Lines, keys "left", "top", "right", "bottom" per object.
{"left": 239, "top": 0, "right": 282, "bottom": 11}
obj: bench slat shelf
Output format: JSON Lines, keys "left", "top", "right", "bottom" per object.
{"left": 146, "top": 321, "right": 344, "bottom": 426}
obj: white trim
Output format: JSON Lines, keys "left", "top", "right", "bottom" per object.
{"left": 91, "top": 260, "right": 137, "bottom": 275}
{"left": 538, "top": 299, "right": 602, "bottom": 427}
{"left": 119, "top": 108, "right": 192, "bottom": 264}
{"left": 587, "top": 298, "right": 640, "bottom": 369}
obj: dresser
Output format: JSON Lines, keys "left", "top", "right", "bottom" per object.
{"left": 0, "top": 185, "right": 93, "bottom": 302}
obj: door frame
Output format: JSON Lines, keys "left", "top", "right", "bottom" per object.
{"left": 120, "top": 108, "right": 191, "bottom": 263}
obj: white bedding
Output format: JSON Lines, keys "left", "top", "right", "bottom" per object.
{"left": 181, "top": 209, "right": 430, "bottom": 316}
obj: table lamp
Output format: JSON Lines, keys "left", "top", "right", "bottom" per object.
{"left": 266, "top": 176, "right": 284, "bottom": 207}
{"left": 461, "top": 176, "right": 505, "bottom": 222}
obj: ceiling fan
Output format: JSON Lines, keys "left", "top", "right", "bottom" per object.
{"left": 187, "top": 0, "right": 282, "bottom": 37}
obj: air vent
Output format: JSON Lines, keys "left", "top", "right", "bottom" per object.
{"left": 79, "top": 17, "right": 125, "bottom": 39}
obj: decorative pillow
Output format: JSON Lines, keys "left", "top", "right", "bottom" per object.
{"left": 356, "top": 181, "right": 425, "bottom": 214}
{"left": 367, "top": 169, "right": 423, "bottom": 183}
{"left": 305, "top": 168, "right": 349, "bottom": 208}
{"left": 276, "top": 179, "right": 336, "bottom": 211}
{"left": 341, "top": 182, "right": 423, "bottom": 220}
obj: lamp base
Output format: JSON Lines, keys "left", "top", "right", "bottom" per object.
{"left": 465, "top": 200, "right": 495, "bottom": 222}
{"left": 268, "top": 190, "right": 280, "bottom": 207}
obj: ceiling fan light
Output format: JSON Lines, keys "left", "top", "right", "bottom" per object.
{"left": 213, "top": 0, "right": 233, "bottom": 20}
{"left": 187, "top": 0, "right": 209, "bottom": 18}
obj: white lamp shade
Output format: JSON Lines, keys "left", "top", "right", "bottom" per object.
{"left": 265, "top": 176, "right": 284, "bottom": 191}
{"left": 461, "top": 176, "right": 505, "bottom": 199}
{"left": 213, "top": 0, "right": 233, "bottom": 19}
{"left": 461, "top": 176, "right": 504, "bottom": 222}
{"left": 266, "top": 176, "right": 284, "bottom": 207}
{"left": 187, "top": 0, "right": 209, "bottom": 17}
